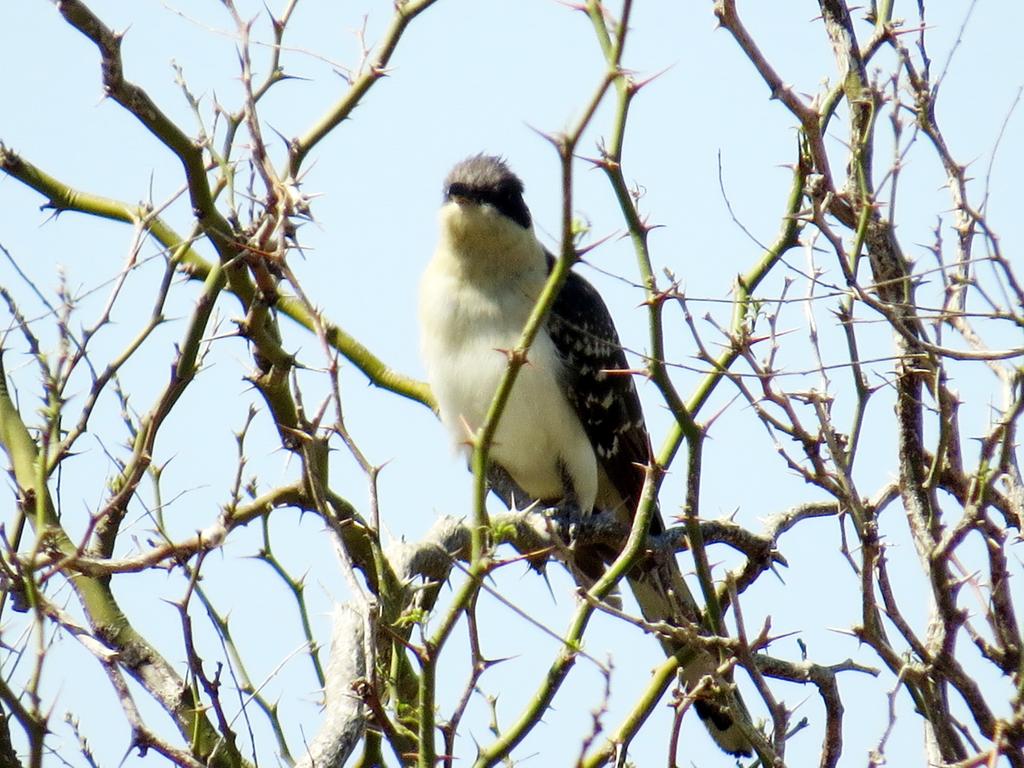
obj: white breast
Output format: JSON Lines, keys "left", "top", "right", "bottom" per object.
{"left": 419, "top": 236, "right": 598, "bottom": 511}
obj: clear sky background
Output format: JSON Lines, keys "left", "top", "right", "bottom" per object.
{"left": 2, "top": 1, "right": 1022, "bottom": 766}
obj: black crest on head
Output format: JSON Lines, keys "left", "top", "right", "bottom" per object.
{"left": 444, "top": 154, "right": 532, "bottom": 230}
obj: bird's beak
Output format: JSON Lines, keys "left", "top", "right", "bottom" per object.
{"left": 446, "top": 183, "right": 477, "bottom": 208}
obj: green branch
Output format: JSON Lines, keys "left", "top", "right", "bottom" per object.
{"left": 286, "top": 0, "right": 441, "bottom": 178}
{"left": 0, "top": 354, "right": 246, "bottom": 768}
{"left": 0, "top": 145, "right": 432, "bottom": 408}
{"left": 55, "top": 0, "right": 236, "bottom": 258}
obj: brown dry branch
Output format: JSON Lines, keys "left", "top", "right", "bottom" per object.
{"left": 1, "top": 2, "right": 1022, "bottom": 767}
{"left": 714, "top": 1, "right": 1024, "bottom": 765}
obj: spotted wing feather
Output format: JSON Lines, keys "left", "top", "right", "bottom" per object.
{"left": 545, "top": 255, "right": 659, "bottom": 531}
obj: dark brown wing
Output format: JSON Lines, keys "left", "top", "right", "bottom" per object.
{"left": 545, "top": 255, "right": 658, "bottom": 530}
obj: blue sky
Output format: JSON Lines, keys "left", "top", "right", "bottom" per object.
{"left": 2, "top": 1, "right": 1022, "bottom": 766}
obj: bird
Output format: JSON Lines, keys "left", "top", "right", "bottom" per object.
{"left": 418, "top": 153, "right": 753, "bottom": 757}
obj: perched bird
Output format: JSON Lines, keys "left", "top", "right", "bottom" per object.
{"left": 418, "top": 154, "right": 752, "bottom": 756}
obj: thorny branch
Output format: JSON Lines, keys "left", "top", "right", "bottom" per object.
{"left": 0, "top": 2, "right": 1021, "bottom": 768}
{"left": 713, "top": 1, "right": 1024, "bottom": 765}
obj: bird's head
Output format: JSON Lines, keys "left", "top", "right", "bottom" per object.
{"left": 438, "top": 155, "right": 536, "bottom": 258}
